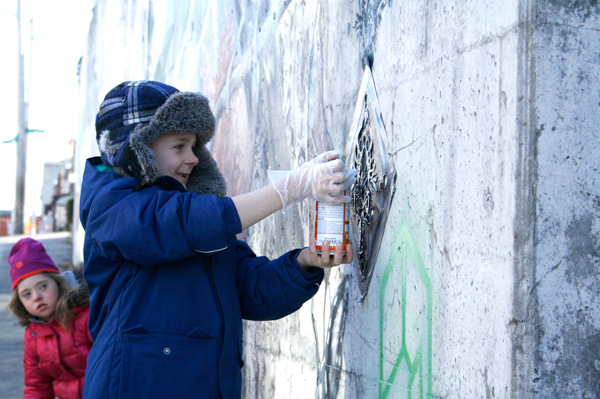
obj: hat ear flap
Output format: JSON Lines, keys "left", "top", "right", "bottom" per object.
{"left": 98, "top": 130, "right": 121, "bottom": 158}
{"left": 129, "top": 124, "right": 161, "bottom": 185}
{"left": 187, "top": 145, "right": 227, "bottom": 197}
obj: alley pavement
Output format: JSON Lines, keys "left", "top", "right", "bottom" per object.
{"left": 0, "top": 232, "right": 73, "bottom": 399}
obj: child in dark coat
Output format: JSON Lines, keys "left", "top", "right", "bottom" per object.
{"left": 8, "top": 238, "right": 92, "bottom": 399}
{"left": 80, "top": 80, "right": 355, "bottom": 399}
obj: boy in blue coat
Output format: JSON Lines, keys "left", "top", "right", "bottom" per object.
{"left": 80, "top": 81, "right": 355, "bottom": 399}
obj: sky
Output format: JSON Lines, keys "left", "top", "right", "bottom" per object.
{"left": 0, "top": 0, "right": 95, "bottom": 215}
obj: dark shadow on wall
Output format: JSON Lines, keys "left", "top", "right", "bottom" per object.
{"left": 316, "top": 274, "right": 350, "bottom": 399}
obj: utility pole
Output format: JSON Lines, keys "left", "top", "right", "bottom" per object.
{"left": 14, "top": 0, "right": 27, "bottom": 235}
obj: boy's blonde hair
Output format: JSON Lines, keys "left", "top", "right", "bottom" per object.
{"left": 8, "top": 271, "right": 89, "bottom": 330}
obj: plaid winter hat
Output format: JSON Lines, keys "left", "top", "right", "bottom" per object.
{"left": 8, "top": 238, "right": 60, "bottom": 291}
{"left": 96, "top": 80, "right": 227, "bottom": 196}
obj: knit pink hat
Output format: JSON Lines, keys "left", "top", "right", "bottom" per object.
{"left": 8, "top": 238, "right": 59, "bottom": 291}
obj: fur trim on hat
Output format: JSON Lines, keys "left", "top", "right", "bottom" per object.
{"left": 98, "top": 129, "right": 130, "bottom": 179}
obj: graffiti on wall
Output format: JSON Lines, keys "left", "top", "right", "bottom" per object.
{"left": 314, "top": 218, "right": 433, "bottom": 399}
{"left": 345, "top": 65, "right": 396, "bottom": 301}
{"left": 379, "top": 217, "right": 433, "bottom": 398}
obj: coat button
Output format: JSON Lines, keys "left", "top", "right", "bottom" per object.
{"left": 163, "top": 347, "right": 171, "bottom": 355}
{"left": 32, "top": 332, "right": 37, "bottom": 336}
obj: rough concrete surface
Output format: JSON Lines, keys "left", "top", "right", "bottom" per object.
{"left": 533, "top": 1, "right": 600, "bottom": 398}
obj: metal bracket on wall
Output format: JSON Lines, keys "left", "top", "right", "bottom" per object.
{"left": 345, "top": 65, "right": 396, "bottom": 301}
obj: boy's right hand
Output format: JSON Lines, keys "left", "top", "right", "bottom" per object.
{"left": 270, "top": 151, "right": 357, "bottom": 208}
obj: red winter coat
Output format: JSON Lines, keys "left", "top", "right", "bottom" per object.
{"left": 23, "top": 306, "right": 93, "bottom": 399}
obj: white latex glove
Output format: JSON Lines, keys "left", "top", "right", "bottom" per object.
{"left": 269, "top": 151, "right": 357, "bottom": 208}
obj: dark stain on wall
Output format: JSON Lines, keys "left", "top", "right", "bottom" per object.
{"left": 564, "top": 214, "right": 600, "bottom": 398}
{"left": 548, "top": 327, "right": 600, "bottom": 398}
{"left": 578, "top": 331, "right": 600, "bottom": 398}
{"left": 353, "top": 0, "right": 392, "bottom": 67}
{"left": 542, "top": 0, "right": 600, "bottom": 22}
{"left": 537, "top": 213, "right": 600, "bottom": 397}
{"left": 547, "top": 0, "right": 599, "bottom": 13}
{"left": 565, "top": 214, "right": 599, "bottom": 282}
{"left": 317, "top": 275, "right": 350, "bottom": 399}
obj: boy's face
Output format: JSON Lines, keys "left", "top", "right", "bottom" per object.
{"left": 17, "top": 273, "right": 59, "bottom": 321}
{"left": 150, "top": 134, "right": 199, "bottom": 188}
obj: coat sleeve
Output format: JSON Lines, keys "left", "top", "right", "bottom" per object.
{"left": 23, "top": 332, "right": 55, "bottom": 399}
{"left": 233, "top": 240, "right": 324, "bottom": 320}
{"left": 86, "top": 186, "right": 242, "bottom": 265}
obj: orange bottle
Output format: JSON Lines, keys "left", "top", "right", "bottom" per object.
{"left": 314, "top": 191, "right": 349, "bottom": 255}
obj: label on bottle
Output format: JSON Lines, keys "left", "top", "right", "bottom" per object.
{"left": 314, "top": 192, "right": 349, "bottom": 255}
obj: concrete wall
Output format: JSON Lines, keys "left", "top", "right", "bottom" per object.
{"left": 74, "top": 0, "right": 599, "bottom": 397}
{"left": 534, "top": 1, "right": 600, "bottom": 397}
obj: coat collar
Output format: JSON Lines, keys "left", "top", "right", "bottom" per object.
{"left": 27, "top": 306, "right": 88, "bottom": 336}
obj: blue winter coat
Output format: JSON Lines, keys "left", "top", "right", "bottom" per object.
{"left": 79, "top": 157, "right": 323, "bottom": 399}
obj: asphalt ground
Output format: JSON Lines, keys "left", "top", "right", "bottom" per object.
{"left": 0, "top": 232, "right": 73, "bottom": 399}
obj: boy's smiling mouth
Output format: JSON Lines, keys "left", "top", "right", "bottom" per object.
{"left": 175, "top": 172, "right": 191, "bottom": 186}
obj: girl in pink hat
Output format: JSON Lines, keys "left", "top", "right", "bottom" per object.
{"left": 7, "top": 237, "right": 92, "bottom": 399}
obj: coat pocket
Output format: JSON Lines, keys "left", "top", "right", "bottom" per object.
{"left": 119, "top": 329, "right": 220, "bottom": 398}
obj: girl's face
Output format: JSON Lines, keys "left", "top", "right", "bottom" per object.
{"left": 150, "top": 134, "right": 199, "bottom": 188}
{"left": 17, "top": 274, "right": 59, "bottom": 321}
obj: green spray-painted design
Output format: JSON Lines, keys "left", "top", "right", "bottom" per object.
{"left": 379, "top": 218, "right": 433, "bottom": 398}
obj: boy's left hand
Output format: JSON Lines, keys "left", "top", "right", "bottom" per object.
{"left": 298, "top": 239, "right": 353, "bottom": 271}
